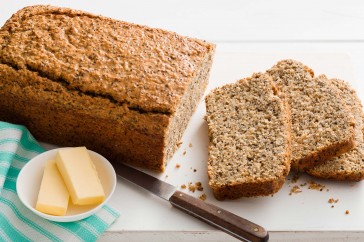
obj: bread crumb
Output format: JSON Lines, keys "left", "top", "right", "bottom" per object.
{"left": 289, "top": 185, "right": 302, "bottom": 195}
{"left": 199, "top": 194, "right": 207, "bottom": 201}
{"left": 195, "top": 182, "right": 203, "bottom": 191}
{"left": 189, "top": 143, "right": 193, "bottom": 148}
{"left": 188, "top": 182, "right": 196, "bottom": 192}
{"left": 181, "top": 184, "right": 186, "bottom": 189}
{"left": 308, "top": 180, "right": 326, "bottom": 191}
{"left": 175, "top": 163, "right": 181, "bottom": 168}
{"left": 188, "top": 182, "right": 204, "bottom": 193}
{"left": 331, "top": 205, "right": 334, "bottom": 208}
{"left": 183, "top": 150, "right": 186, "bottom": 156}
{"left": 300, "top": 182, "right": 307, "bottom": 187}
{"left": 345, "top": 210, "right": 350, "bottom": 215}
{"left": 177, "top": 142, "right": 183, "bottom": 148}
{"left": 328, "top": 198, "right": 339, "bottom": 204}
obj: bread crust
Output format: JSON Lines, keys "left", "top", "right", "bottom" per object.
{"left": 210, "top": 176, "right": 286, "bottom": 200}
{"left": 0, "top": 5, "right": 215, "bottom": 171}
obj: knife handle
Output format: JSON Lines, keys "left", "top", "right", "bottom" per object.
{"left": 169, "top": 191, "right": 268, "bottom": 242}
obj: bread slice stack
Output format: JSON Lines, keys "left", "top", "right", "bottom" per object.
{"left": 205, "top": 59, "right": 363, "bottom": 200}
{"left": 266, "top": 60, "right": 356, "bottom": 171}
{"left": 307, "top": 79, "right": 364, "bottom": 181}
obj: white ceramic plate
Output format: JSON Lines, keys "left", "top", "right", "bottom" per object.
{"left": 16, "top": 148, "right": 117, "bottom": 222}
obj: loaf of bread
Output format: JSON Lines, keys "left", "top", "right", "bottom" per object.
{"left": 307, "top": 79, "right": 364, "bottom": 181}
{"left": 0, "top": 5, "right": 215, "bottom": 171}
{"left": 205, "top": 73, "right": 291, "bottom": 200}
{"left": 267, "top": 60, "right": 355, "bottom": 171}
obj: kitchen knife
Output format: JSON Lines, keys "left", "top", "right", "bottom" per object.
{"left": 113, "top": 162, "right": 269, "bottom": 242}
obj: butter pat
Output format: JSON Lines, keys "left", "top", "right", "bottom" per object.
{"left": 56, "top": 147, "right": 105, "bottom": 205}
{"left": 36, "top": 160, "right": 69, "bottom": 216}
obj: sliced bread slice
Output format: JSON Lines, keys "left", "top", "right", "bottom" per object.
{"left": 205, "top": 73, "right": 291, "bottom": 200}
{"left": 267, "top": 60, "right": 355, "bottom": 171}
{"left": 307, "top": 79, "right": 364, "bottom": 181}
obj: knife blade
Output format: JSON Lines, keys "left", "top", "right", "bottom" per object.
{"left": 113, "top": 162, "right": 269, "bottom": 242}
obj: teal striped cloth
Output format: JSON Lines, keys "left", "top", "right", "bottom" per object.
{"left": 0, "top": 121, "right": 120, "bottom": 241}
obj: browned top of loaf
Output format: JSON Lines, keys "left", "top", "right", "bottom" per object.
{"left": 0, "top": 5, "right": 215, "bottom": 114}
{"left": 205, "top": 73, "right": 291, "bottom": 187}
{"left": 267, "top": 59, "right": 355, "bottom": 169}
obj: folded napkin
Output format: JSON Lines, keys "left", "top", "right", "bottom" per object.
{"left": 0, "top": 121, "right": 119, "bottom": 241}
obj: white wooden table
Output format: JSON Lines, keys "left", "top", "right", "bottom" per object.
{"left": 2, "top": 1, "right": 364, "bottom": 241}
